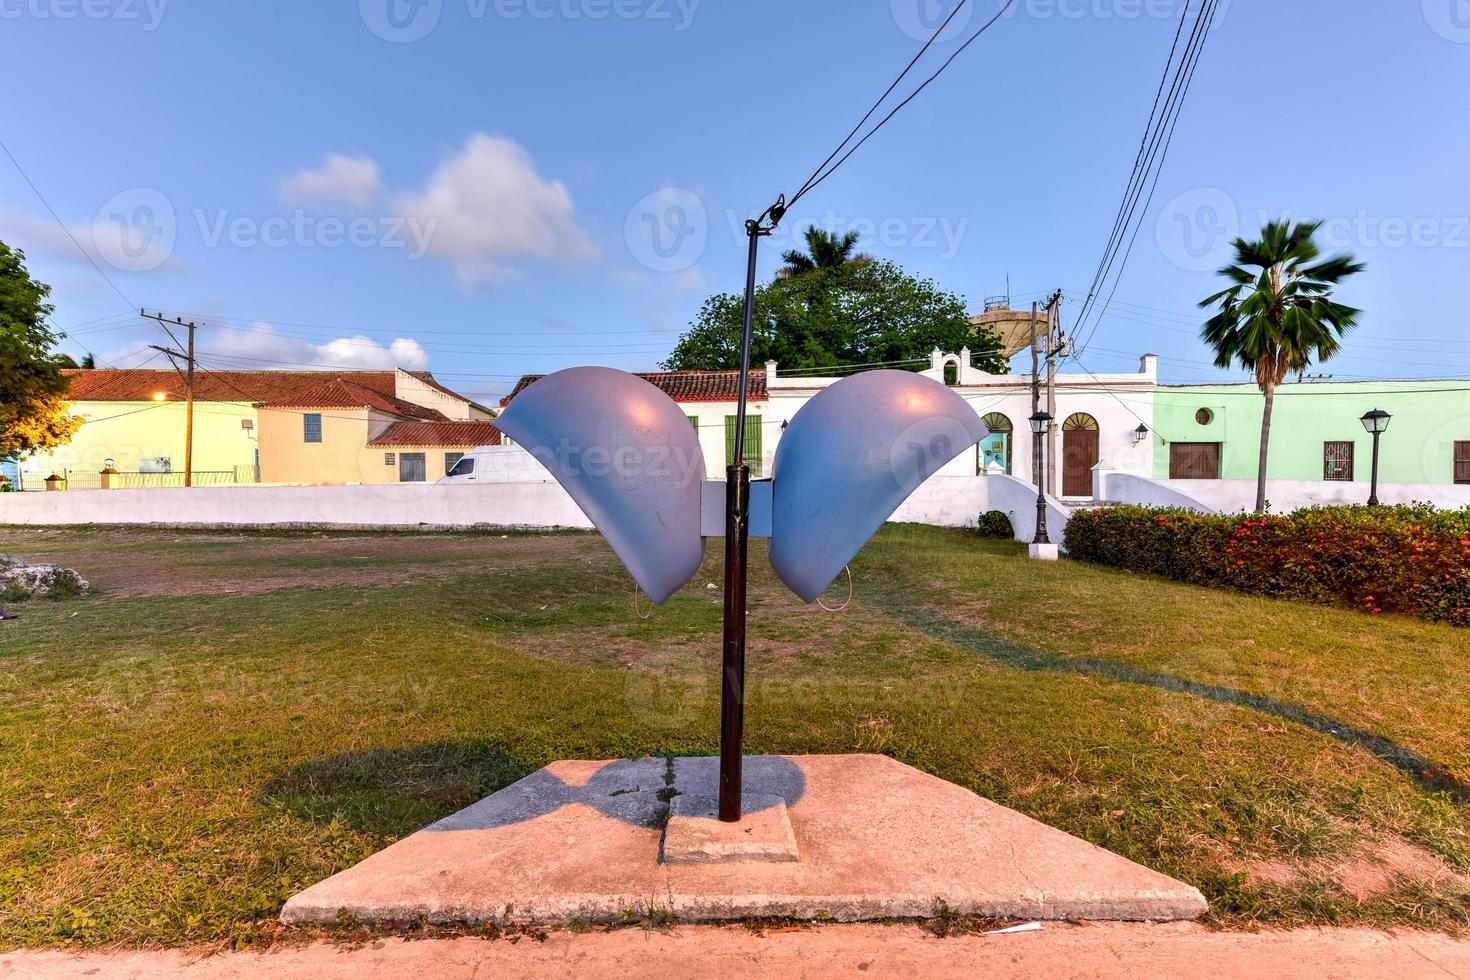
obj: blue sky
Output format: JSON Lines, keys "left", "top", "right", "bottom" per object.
{"left": 3, "top": 0, "right": 1468, "bottom": 400}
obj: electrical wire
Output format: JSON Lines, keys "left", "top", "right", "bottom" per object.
{"left": 788, "top": 0, "right": 977, "bottom": 206}
{"left": 0, "top": 136, "right": 138, "bottom": 317}
{"left": 788, "top": 0, "right": 1018, "bottom": 210}
{"left": 1070, "top": 0, "right": 1220, "bottom": 355}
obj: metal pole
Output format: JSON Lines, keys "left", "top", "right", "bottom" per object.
{"left": 1034, "top": 427, "right": 1050, "bottom": 546}
{"left": 719, "top": 220, "right": 762, "bottom": 823}
{"left": 1029, "top": 302, "right": 1041, "bottom": 487}
{"left": 1368, "top": 430, "right": 1382, "bottom": 507}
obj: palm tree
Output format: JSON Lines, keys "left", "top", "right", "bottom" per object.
{"left": 1199, "top": 220, "right": 1364, "bottom": 514}
{"left": 777, "top": 227, "right": 872, "bottom": 280}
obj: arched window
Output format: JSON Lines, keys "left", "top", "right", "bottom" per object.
{"left": 978, "top": 412, "right": 1013, "bottom": 475}
{"left": 1062, "top": 413, "right": 1099, "bottom": 431}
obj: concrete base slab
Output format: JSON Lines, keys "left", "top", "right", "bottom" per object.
{"left": 1029, "top": 542, "right": 1061, "bottom": 561}
{"left": 280, "top": 755, "right": 1206, "bottom": 926}
{"left": 662, "top": 794, "right": 799, "bottom": 865}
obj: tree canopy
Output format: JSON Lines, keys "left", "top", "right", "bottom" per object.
{"left": 0, "top": 241, "right": 80, "bottom": 460}
{"left": 663, "top": 243, "right": 1006, "bottom": 375}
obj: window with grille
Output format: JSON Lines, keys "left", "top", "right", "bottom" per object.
{"left": 1324, "top": 441, "right": 1355, "bottom": 482}
{"left": 1455, "top": 442, "right": 1470, "bottom": 485}
{"left": 445, "top": 452, "right": 464, "bottom": 474}
{"left": 724, "top": 415, "right": 763, "bottom": 476}
{"left": 303, "top": 413, "right": 322, "bottom": 443}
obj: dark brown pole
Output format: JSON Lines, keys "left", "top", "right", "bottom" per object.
{"left": 719, "top": 221, "right": 762, "bottom": 823}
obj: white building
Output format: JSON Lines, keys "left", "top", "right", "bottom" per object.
{"left": 501, "top": 352, "right": 1159, "bottom": 500}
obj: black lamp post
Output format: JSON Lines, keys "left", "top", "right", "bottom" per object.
{"left": 1359, "top": 408, "right": 1392, "bottom": 507}
{"left": 1029, "top": 411, "right": 1053, "bottom": 545}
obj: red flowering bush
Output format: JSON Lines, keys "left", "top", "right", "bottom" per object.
{"left": 1064, "top": 504, "right": 1470, "bottom": 627}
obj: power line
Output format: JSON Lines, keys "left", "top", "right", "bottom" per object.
{"left": 1070, "top": 0, "right": 1220, "bottom": 355}
{"left": 0, "top": 136, "right": 138, "bottom": 315}
{"left": 788, "top": 0, "right": 978, "bottom": 206}
{"left": 788, "top": 0, "right": 1018, "bottom": 210}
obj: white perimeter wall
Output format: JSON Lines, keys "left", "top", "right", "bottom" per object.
{"left": 0, "top": 473, "right": 1069, "bottom": 541}
{"left": 1141, "top": 479, "right": 1470, "bottom": 514}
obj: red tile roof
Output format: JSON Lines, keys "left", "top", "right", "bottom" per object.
{"left": 64, "top": 368, "right": 390, "bottom": 403}
{"left": 62, "top": 368, "right": 476, "bottom": 407}
{"left": 258, "top": 377, "right": 447, "bottom": 420}
{"left": 367, "top": 421, "right": 503, "bottom": 448}
{"left": 502, "top": 370, "right": 766, "bottom": 407}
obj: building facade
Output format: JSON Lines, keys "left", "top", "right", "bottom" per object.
{"left": 19, "top": 368, "right": 494, "bottom": 489}
{"left": 502, "top": 352, "right": 1160, "bottom": 499}
{"left": 1154, "top": 381, "right": 1470, "bottom": 487}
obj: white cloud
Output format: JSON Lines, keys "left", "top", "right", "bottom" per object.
{"left": 279, "top": 155, "right": 384, "bottom": 208}
{"left": 0, "top": 205, "right": 179, "bottom": 275}
{"left": 106, "top": 322, "right": 429, "bottom": 372}
{"left": 394, "top": 133, "right": 599, "bottom": 287}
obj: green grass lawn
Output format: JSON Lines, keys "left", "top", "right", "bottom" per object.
{"left": 1, "top": 523, "right": 1469, "bottom": 948}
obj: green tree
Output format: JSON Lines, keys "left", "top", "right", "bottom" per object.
{"left": 664, "top": 257, "right": 1007, "bottom": 375}
{"left": 1199, "top": 220, "right": 1364, "bottom": 514}
{"left": 0, "top": 242, "right": 80, "bottom": 460}
{"left": 55, "top": 352, "right": 97, "bottom": 369}
{"left": 777, "top": 226, "right": 872, "bottom": 280}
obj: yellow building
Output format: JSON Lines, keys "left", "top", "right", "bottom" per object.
{"left": 256, "top": 375, "right": 499, "bottom": 485}
{"left": 20, "top": 368, "right": 494, "bottom": 489}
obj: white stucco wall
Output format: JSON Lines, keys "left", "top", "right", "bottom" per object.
{"left": 0, "top": 472, "right": 1077, "bottom": 542}
{"left": 1143, "top": 479, "right": 1470, "bottom": 514}
{"left": 1095, "top": 470, "right": 1219, "bottom": 513}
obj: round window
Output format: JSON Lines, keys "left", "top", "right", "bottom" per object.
{"left": 1195, "top": 408, "right": 1215, "bottom": 426}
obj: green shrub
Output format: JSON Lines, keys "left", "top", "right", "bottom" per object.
{"left": 1064, "top": 504, "right": 1470, "bottom": 627}
{"left": 975, "top": 510, "right": 1015, "bottom": 540}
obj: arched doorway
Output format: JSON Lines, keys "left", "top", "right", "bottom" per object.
{"left": 1061, "top": 413, "right": 1100, "bottom": 497}
{"left": 978, "top": 413, "right": 1012, "bottom": 474}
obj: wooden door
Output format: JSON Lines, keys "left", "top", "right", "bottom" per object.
{"left": 1169, "top": 442, "right": 1221, "bottom": 480}
{"left": 1062, "top": 429, "right": 1100, "bottom": 497}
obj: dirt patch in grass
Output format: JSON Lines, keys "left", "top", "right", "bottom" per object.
{"left": 8, "top": 531, "right": 600, "bottom": 599}
{"left": 1233, "top": 836, "right": 1470, "bottom": 904}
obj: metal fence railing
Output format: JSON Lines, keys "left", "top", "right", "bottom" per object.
{"left": 55, "top": 469, "right": 259, "bottom": 490}
{"left": 110, "top": 471, "right": 239, "bottom": 489}
{"left": 61, "top": 469, "right": 103, "bottom": 491}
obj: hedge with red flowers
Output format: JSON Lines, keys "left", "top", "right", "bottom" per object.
{"left": 1064, "top": 504, "right": 1470, "bottom": 627}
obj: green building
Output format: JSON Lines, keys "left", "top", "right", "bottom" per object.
{"left": 1153, "top": 381, "right": 1470, "bottom": 488}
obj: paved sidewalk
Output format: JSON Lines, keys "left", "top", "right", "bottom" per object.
{"left": 4, "top": 923, "right": 1470, "bottom": 979}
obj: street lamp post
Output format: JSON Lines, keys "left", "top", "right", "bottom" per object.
{"left": 1029, "top": 411, "right": 1054, "bottom": 550}
{"left": 1360, "top": 409, "right": 1392, "bottom": 507}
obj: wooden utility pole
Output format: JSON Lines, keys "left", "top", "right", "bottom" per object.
{"left": 143, "top": 311, "right": 198, "bottom": 488}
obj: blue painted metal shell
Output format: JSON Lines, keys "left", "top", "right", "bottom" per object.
{"left": 495, "top": 367, "right": 706, "bottom": 604}
{"left": 768, "top": 370, "right": 987, "bottom": 603}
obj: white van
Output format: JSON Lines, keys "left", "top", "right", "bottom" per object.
{"left": 436, "top": 444, "right": 550, "bottom": 485}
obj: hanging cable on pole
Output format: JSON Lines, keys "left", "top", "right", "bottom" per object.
{"left": 715, "top": 1, "right": 1019, "bottom": 823}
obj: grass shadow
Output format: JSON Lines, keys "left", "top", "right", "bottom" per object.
{"left": 864, "top": 588, "right": 1470, "bottom": 804}
{"left": 259, "top": 740, "right": 537, "bottom": 838}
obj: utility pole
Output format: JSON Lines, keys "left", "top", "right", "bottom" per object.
{"left": 1030, "top": 302, "right": 1042, "bottom": 488}
{"left": 1043, "top": 290, "right": 1063, "bottom": 497}
{"left": 142, "top": 311, "right": 198, "bottom": 488}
